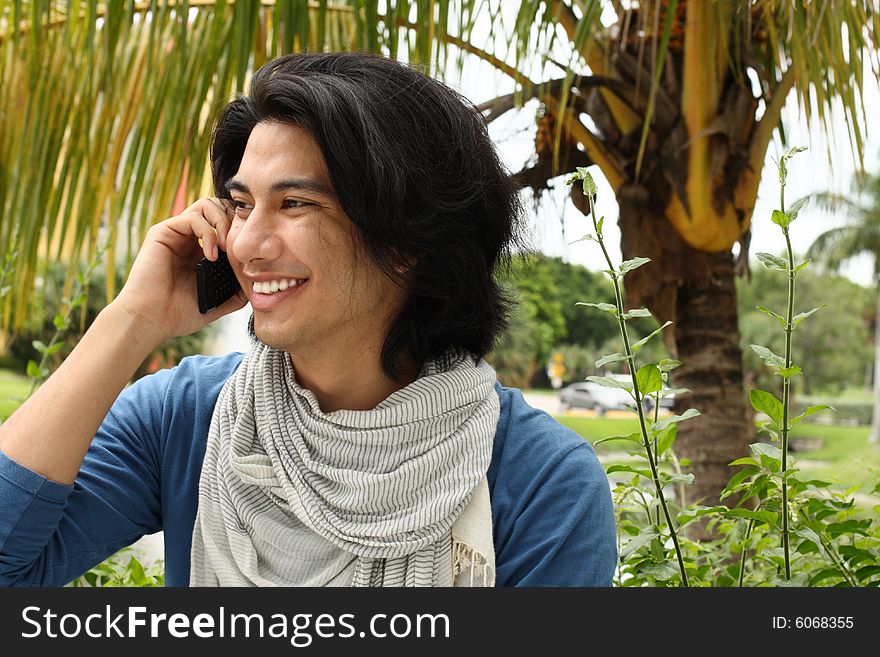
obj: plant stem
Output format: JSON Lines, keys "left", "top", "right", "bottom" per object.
{"left": 653, "top": 395, "right": 661, "bottom": 526}
{"left": 781, "top": 225, "right": 794, "bottom": 581}
{"left": 589, "top": 194, "right": 689, "bottom": 587}
{"left": 738, "top": 518, "right": 755, "bottom": 587}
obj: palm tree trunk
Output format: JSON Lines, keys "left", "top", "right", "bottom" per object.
{"left": 869, "top": 290, "right": 880, "bottom": 445}
{"left": 615, "top": 184, "right": 752, "bottom": 527}
{"left": 673, "top": 250, "right": 753, "bottom": 509}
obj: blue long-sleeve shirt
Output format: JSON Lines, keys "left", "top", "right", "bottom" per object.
{"left": 0, "top": 352, "right": 617, "bottom": 586}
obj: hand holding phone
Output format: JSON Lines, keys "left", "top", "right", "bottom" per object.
{"left": 196, "top": 249, "right": 242, "bottom": 313}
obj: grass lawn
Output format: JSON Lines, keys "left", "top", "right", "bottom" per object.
{"left": 0, "top": 369, "right": 30, "bottom": 421}
{"left": 554, "top": 413, "right": 880, "bottom": 494}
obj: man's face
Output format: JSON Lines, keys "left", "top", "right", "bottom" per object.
{"left": 225, "top": 121, "right": 406, "bottom": 363}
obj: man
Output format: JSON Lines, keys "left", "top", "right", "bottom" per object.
{"left": 0, "top": 52, "right": 616, "bottom": 586}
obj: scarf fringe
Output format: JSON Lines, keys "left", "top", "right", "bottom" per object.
{"left": 452, "top": 540, "right": 495, "bottom": 587}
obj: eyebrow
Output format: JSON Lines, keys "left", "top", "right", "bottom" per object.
{"left": 223, "top": 177, "right": 334, "bottom": 198}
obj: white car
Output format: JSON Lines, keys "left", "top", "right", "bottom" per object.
{"left": 558, "top": 381, "right": 634, "bottom": 415}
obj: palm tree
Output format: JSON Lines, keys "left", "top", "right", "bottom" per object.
{"left": 466, "top": 0, "right": 880, "bottom": 508}
{"left": 2, "top": 1, "right": 879, "bottom": 507}
{"left": 807, "top": 171, "right": 880, "bottom": 444}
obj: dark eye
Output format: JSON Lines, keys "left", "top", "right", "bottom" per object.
{"left": 229, "top": 199, "right": 253, "bottom": 216}
{"left": 283, "top": 199, "right": 312, "bottom": 209}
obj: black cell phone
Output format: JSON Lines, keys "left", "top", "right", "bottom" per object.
{"left": 196, "top": 249, "right": 241, "bottom": 313}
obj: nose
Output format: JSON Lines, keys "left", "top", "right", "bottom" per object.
{"left": 228, "top": 206, "right": 283, "bottom": 264}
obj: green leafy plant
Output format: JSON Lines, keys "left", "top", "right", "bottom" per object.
{"left": 741, "top": 147, "right": 832, "bottom": 581}
{"left": 25, "top": 242, "right": 110, "bottom": 395}
{"left": 567, "top": 167, "right": 701, "bottom": 587}
{"left": 711, "top": 148, "right": 880, "bottom": 587}
{"left": 67, "top": 548, "right": 164, "bottom": 588}
{"left": 567, "top": 159, "right": 880, "bottom": 588}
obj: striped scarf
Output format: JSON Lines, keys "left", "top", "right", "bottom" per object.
{"left": 190, "top": 331, "right": 499, "bottom": 587}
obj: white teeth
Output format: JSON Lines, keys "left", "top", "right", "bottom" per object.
{"left": 253, "top": 279, "right": 301, "bottom": 295}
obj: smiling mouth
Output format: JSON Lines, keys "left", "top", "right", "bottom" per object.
{"left": 251, "top": 278, "right": 308, "bottom": 295}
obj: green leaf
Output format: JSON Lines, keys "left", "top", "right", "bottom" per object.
{"left": 756, "top": 252, "right": 788, "bottom": 271}
{"left": 750, "top": 344, "right": 786, "bottom": 369}
{"left": 854, "top": 565, "right": 880, "bottom": 582}
{"left": 726, "top": 508, "right": 778, "bottom": 525}
{"left": 771, "top": 209, "right": 791, "bottom": 228}
{"left": 787, "top": 196, "right": 809, "bottom": 222}
{"left": 651, "top": 408, "right": 700, "bottom": 432}
{"left": 53, "top": 314, "right": 67, "bottom": 331}
{"left": 586, "top": 375, "right": 632, "bottom": 391}
{"left": 790, "top": 404, "right": 834, "bottom": 426}
{"left": 793, "top": 527, "right": 827, "bottom": 558}
{"left": 636, "top": 364, "right": 662, "bottom": 395}
{"left": 46, "top": 343, "right": 64, "bottom": 355}
{"left": 567, "top": 168, "right": 597, "bottom": 198}
{"left": 26, "top": 360, "right": 43, "bottom": 379}
{"left": 592, "top": 432, "right": 643, "bottom": 447}
{"left": 32, "top": 340, "right": 48, "bottom": 353}
{"left": 777, "top": 366, "right": 802, "bottom": 379}
{"left": 595, "top": 352, "right": 628, "bottom": 368}
{"left": 809, "top": 567, "right": 845, "bottom": 586}
{"left": 576, "top": 302, "right": 617, "bottom": 315}
{"left": 840, "top": 545, "right": 878, "bottom": 566}
{"left": 792, "top": 305, "right": 827, "bottom": 326}
{"left": 782, "top": 145, "right": 808, "bottom": 160}
{"left": 677, "top": 505, "right": 726, "bottom": 528}
{"left": 749, "top": 442, "right": 783, "bottom": 471}
{"left": 658, "top": 359, "right": 682, "bottom": 373}
{"left": 749, "top": 389, "right": 784, "bottom": 426}
{"left": 661, "top": 472, "right": 694, "bottom": 485}
{"left": 640, "top": 561, "right": 679, "bottom": 581}
{"left": 569, "top": 233, "right": 595, "bottom": 244}
{"left": 756, "top": 305, "right": 786, "bottom": 328}
{"left": 655, "top": 425, "right": 677, "bottom": 457}
{"left": 619, "top": 257, "right": 651, "bottom": 275}
{"left": 721, "top": 466, "right": 760, "bottom": 499}
{"left": 622, "top": 308, "right": 652, "bottom": 319}
{"left": 826, "top": 520, "right": 871, "bottom": 538}
{"left": 620, "top": 527, "right": 660, "bottom": 560}
{"left": 631, "top": 321, "right": 673, "bottom": 352}
{"left": 127, "top": 557, "right": 147, "bottom": 586}
{"left": 750, "top": 442, "right": 783, "bottom": 461}
{"left": 606, "top": 464, "right": 653, "bottom": 479}
{"left": 596, "top": 216, "right": 604, "bottom": 234}
{"left": 794, "top": 260, "right": 811, "bottom": 274}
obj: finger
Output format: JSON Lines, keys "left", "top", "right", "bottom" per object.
{"left": 180, "top": 197, "right": 230, "bottom": 253}
{"left": 204, "top": 197, "right": 234, "bottom": 251}
{"left": 180, "top": 211, "right": 219, "bottom": 261}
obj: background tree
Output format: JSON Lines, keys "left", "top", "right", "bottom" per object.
{"left": 489, "top": 252, "right": 663, "bottom": 387}
{"left": 807, "top": 169, "right": 880, "bottom": 442}
{"left": 738, "top": 262, "right": 874, "bottom": 396}
{"left": 3, "top": 2, "right": 879, "bottom": 506}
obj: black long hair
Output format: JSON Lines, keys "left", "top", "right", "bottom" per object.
{"left": 211, "top": 51, "right": 524, "bottom": 380}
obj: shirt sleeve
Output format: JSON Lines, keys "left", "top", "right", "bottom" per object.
{"left": 0, "top": 368, "right": 172, "bottom": 587}
{"left": 494, "top": 441, "right": 617, "bottom": 587}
